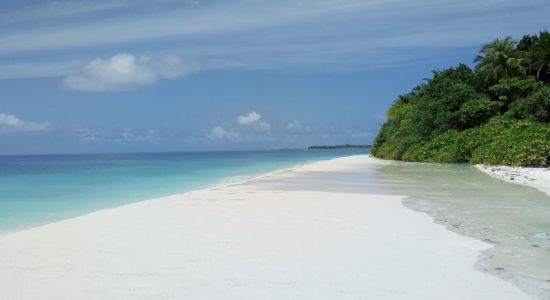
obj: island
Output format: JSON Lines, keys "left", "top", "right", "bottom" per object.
{"left": 372, "top": 31, "right": 550, "bottom": 167}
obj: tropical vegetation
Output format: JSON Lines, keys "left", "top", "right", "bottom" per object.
{"left": 371, "top": 31, "right": 550, "bottom": 167}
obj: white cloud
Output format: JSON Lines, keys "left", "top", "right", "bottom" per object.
{"left": 0, "top": 113, "right": 50, "bottom": 132}
{"left": 1, "top": 1, "right": 547, "bottom": 79}
{"left": 0, "top": 1, "right": 382, "bottom": 53}
{"left": 286, "top": 120, "right": 312, "bottom": 133}
{"left": 118, "top": 128, "right": 155, "bottom": 142}
{"left": 256, "top": 121, "right": 271, "bottom": 131}
{"left": 62, "top": 53, "right": 195, "bottom": 91}
{"left": 73, "top": 126, "right": 100, "bottom": 141}
{"left": 237, "top": 111, "right": 270, "bottom": 132}
{"left": 0, "top": 59, "right": 85, "bottom": 80}
{"left": 210, "top": 126, "right": 226, "bottom": 139}
{"left": 237, "top": 111, "right": 261, "bottom": 125}
{"left": 209, "top": 126, "right": 241, "bottom": 140}
{"left": 73, "top": 126, "right": 156, "bottom": 142}
{"left": 2, "top": 0, "right": 538, "bottom": 55}
{"left": 1, "top": 1, "right": 130, "bottom": 25}
{"left": 208, "top": 111, "right": 272, "bottom": 142}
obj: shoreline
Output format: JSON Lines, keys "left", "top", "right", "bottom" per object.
{"left": 0, "top": 155, "right": 532, "bottom": 299}
{"left": 475, "top": 164, "right": 550, "bottom": 197}
{"left": 0, "top": 156, "right": 333, "bottom": 238}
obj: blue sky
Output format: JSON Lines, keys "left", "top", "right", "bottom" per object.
{"left": 1, "top": 0, "right": 549, "bottom": 154}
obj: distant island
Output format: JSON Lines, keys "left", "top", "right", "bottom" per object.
{"left": 372, "top": 30, "right": 550, "bottom": 167}
{"left": 308, "top": 144, "right": 371, "bottom": 150}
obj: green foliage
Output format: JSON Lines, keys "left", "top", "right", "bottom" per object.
{"left": 373, "top": 116, "right": 550, "bottom": 167}
{"left": 371, "top": 64, "right": 496, "bottom": 160}
{"left": 504, "top": 31, "right": 550, "bottom": 83}
{"left": 372, "top": 31, "right": 550, "bottom": 167}
{"left": 517, "top": 34, "right": 538, "bottom": 52}
{"left": 469, "top": 117, "right": 550, "bottom": 166}
{"left": 455, "top": 97, "right": 502, "bottom": 128}
{"left": 474, "top": 37, "right": 528, "bottom": 85}
{"left": 402, "top": 130, "right": 471, "bottom": 163}
{"left": 529, "top": 31, "right": 550, "bottom": 82}
{"left": 410, "top": 65, "right": 482, "bottom": 134}
{"left": 509, "top": 86, "right": 550, "bottom": 122}
{"left": 488, "top": 77, "right": 543, "bottom": 105}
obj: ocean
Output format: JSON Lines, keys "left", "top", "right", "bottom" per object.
{"left": 0, "top": 149, "right": 368, "bottom": 234}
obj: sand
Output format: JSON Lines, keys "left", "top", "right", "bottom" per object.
{"left": 0, "top": 155, "right": 531, "bottom": 299}
{"left": 476, "top": 164, "right": 550, "bottom": 197}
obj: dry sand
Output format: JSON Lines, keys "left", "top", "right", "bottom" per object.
{"left": 476, "top": 164, "right": 550, "bottom": 197}
{"left": 0, "top": 155, "right": 531, "bottom": 299}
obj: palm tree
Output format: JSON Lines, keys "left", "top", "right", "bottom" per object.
{"left": 474, "top": 37, "right": 528, "bottom": 84}
{"left": 530, "top": 31, "right": 550, "bottom": 82}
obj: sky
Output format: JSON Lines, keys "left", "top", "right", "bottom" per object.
{"left": 1, "top": 0, "right": 549, "bottom": 154}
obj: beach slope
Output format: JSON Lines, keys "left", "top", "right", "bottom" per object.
{"left": 0, "top": 155, "right": 530, "bottom": 299}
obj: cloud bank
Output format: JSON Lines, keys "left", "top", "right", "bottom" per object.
{"left": 62, "top": 53, "right": 195, "bottom": 91}
{"left": 286, "top": 120, "right": 312, "bottom": 134}
{"left": 0, "top": 113, "right": 50, "bottom": 132}
{"left": 73, "top": 126, "right": 156, "bottom": 142}
{"left": 1, "top": 0, "right": 548, "bottom": 79}
{"left": 209, "top": 111, "right": 273, "bottom": 142}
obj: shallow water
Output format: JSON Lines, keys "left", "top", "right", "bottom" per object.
{"left": 376, "top": 162, "right": 550, "bottom": 299}
{"left": 248, "top": 158, "right": 550, "bottom": 299}
{"left": 0, "top": 150, "right": 367, "bottom": 234}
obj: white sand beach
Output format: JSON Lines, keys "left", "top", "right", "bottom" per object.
{"left": 476, "top": 164, "right": 550, "bottom": 197}
{"left": 476, "top": 164, "right": 550, "bottom": 196}
{"left": 0, "top": 155, "right": 531, "bottom": 299}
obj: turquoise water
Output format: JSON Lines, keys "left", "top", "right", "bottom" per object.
{"left": 0, "top": 150, "right": 367, "bottom": 234}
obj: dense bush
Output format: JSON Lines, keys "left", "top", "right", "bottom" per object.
{"left": 374, "top": 116, "right": 550, "bottom": 167}
{"left": 455, "top": 97, "right": 502, "bottom": 128}
{"left": 469, "top": 117, "right": 550, "bottom": 166}
{"left": 488, "top": 77, "right": 543, "bottom": 105}
{"left": 372, "top": 31, "right": 550, "bottom": 167}
{"left": 402, "top": 130, "right": 471, "bottom": 163}
{"left": 509, "top": 86, "right": 550, "bottom": 122}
